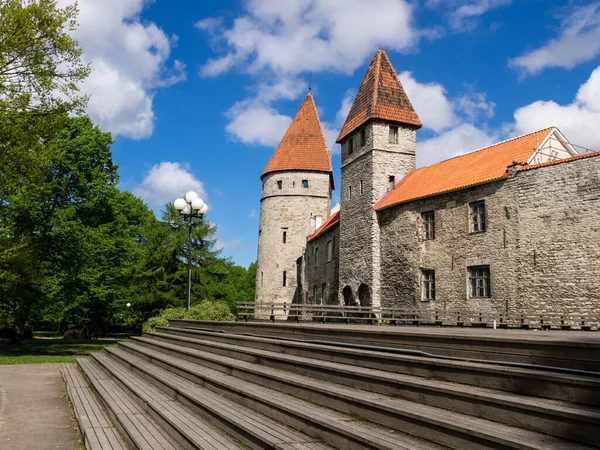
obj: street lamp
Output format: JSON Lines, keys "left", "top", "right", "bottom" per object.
{"left": 173, "top": 191, "right": 208, "bottom": 310}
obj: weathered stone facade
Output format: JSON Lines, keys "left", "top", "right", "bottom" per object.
{"left": 304, "top": 222, "right": 339, "bottom": 306}
{"left": 255, "top": 170, "right": 330, "bottom": 318}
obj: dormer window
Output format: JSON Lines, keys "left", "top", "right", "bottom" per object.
{"left": 348, "top": 137, "right": 354, "bottom": 155}
{"left": 360, "top": 128, "right": 366, "bottom": 146}
{"left": 389, "top": 126, "right": 399, "bottom": 144}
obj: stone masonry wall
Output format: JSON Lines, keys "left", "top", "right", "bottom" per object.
{"left": 304, "top": 224, "right": 340, "bottom": 306}
{"left": 255, "top": 170, "right": 331, "bottom": 318}
{"left": 339, "top": 121, "right": 416, "bottom": 307}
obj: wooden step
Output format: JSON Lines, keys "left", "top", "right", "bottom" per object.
{"left": 133, "top": 333, "right": 600, "bottom": 447}
{"left": 157, "top": 326, "right": 600, "bottom": 406}
{"left": 100, "top": 347, "right": 443, "bottom": 450}
{"left": 113, "top": 342, "right": 594, "bottom": 450}
{"left": 92, "top": 351, "right": 338, "bottom": 450}
{"left": 61, "top": 363, "right": 128, "bottom": 450}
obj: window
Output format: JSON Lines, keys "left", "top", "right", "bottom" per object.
{"left": 422, "top": 269, "right": 435, "bottom": 300}
{"left": 283, "top": 271, "right": 287, "bottom": 287}
{"left": 348, "top": 185, "right": 352, "bottom": 200}
{"left": 470, "top": 201, "right": 486, "bottom": 232}
{"left": 360, "top": 128, "right": 366, "bottom": 146}
{"left": 321, "top": 283, "right": 327, "bottom": 304}
{"left": 277, "top": 180, "right": 282, "bottom": 190}
{"left": 360, "top": 180, "right": 363, "bottom": 195}
{"left": 389, "top": 125, "right": 398, "bottom": 144}
{"left": 261, "top": 272, "right": 263, "bottom": 287}
{"left": 327, "top": 239, "right": 333, "bottom": 262}
{"left": 348, "top": 137, "right": 354, "bottom": 154}
{"left": 314, "top": 247, "right": 319, "bottom": 267}
{"left": 388, "top": 175, "right": 395, "bottom": 191}
{"left": 468, "top": 266, "right": 491, "bottom": 298}
{"left": 422, "top": 211, "right": 435, "bottom": 240}
{"left": 302, "top": 179, "right": 309, "bottom": 188}
{"left": 282, "top": 230, "right": 287, "bottom": 244}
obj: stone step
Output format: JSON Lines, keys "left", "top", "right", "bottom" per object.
{"left": 115, "top": 341, "right": 594, "bottom": 450}
{"left": 61, "top": 363, "right": 129, "bottom": 450}
{"left": 92, "top": 351, "right": 338, "bottom": 450}
{"left": 77, "top": 357, "right": 182, "bottom": 450}
{"left": 155, "top": 326, "right": 600, "bottom": 407}
{"left": 167, "top": 321, "right": 600, "bottom": 371}
{"left": 135, "top": 333, "right": 600, "bottom": 447}
{"left": 102, "top": 346, "right": 444, "bottom": 450}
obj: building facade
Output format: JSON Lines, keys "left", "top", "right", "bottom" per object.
{"left": 255, "top": 48, "right": 600, "bottom": 318}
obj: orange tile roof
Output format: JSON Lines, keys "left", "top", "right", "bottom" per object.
{"left": 374, "top": 127, "right": 554, "bottom": 210}
{"left": 337, "top": 48, "right": 421, "bottom": 143}
{"left": 262, "top": 93, "right": 333, "bottom": 179}
{"left": 307, "top": 210, "right": 340, "bottom": 242}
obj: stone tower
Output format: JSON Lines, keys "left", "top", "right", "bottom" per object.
{"left": 336, "top": 48, "right": 422, "bottom": 308}
{"left": 255, "top": 93, "right": 333, "bottom": 318}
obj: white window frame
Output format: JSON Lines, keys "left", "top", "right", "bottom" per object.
{"left": 468, "top": 266, "right": 491, "bottom": 298}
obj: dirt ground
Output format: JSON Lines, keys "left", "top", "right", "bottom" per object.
{"left": 0, "top": 363, "right": 80, "bottom": 450}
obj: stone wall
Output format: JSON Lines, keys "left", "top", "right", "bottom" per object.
{"left": 255, "top": 170, "right": 331, "bottom": 318}
{"left": 338, "top": 121, "right": 416, "bottom": 307}
{"left": 377, "top": 155, "right": 600, "bottom": 315}
{"left": 304, "top": 223, "right": 340, "bottom": 306}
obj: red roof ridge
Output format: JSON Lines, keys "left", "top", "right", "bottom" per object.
{"left": 262, "top": 92, "right": 333, "bottom": 179}
{"left": 307, "top": 210, "right": 340, "bottom": 242}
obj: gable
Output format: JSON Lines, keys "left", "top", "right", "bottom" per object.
{"left": 527, "top": 128, "right": 579, "bottom": 165}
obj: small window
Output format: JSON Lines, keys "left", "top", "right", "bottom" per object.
{"left": 422, "top": 211, "right": 435, "bottom": 240}
{"left": 259, "top": 229, "right": 262, "bottom": 236}
{"left": 468, "top": 266, "right": 491, "bottom": 298}
{"left": 348, "top": 137, "right": 354, "bottom": 154}
{"left": 261, "top": 272, "right": 263, "bottom": 287}
{"left": 360, "top": 180, "right": 363, "bottom": 195}
{"left": 314, "top": 248, "right": 319, "bottom": 267}
{"left": 277, "top": 180, "right": 283, "bottom": 190}
{"left": 360, "top": 128, "right": 366, "bottom": 146}
{"left": 283, "top": 271, "right": 287, "bottom": 287}
{"left": 282, "top": 231, "right": 287, "bottom": 244}
{"left": 422, "top": 269, "right": 435, "bottom": 301}
{"left": 470, "top": 201, "right": 486, "bottom": 233}
{"left": 388, "top": 175, "right": 395, "bottom": 191}
{"left": 348, "top": 186, "right": 352, "bottom": 200}
{"left": 327, "top": 239, "right": 333, "bottom": 262}
{"left": 389, "top": 126, "right": 398, "bottom": 144}
{"left": 321, "top": 283, "right": 327, "bottom": 305}
{"left": 302, "top": 179, "right": 309, "bottom": 188}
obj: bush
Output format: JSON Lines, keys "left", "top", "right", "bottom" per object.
{"left": 142, "top": 301, "right": 235, "bottom": 332}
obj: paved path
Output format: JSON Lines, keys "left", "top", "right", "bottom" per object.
{"left": 0, "top": 363, "right": 80, "bottom": 450}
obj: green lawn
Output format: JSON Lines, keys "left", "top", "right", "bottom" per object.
{"left": 0, "top": 334, "right": 129, "bottom": 364}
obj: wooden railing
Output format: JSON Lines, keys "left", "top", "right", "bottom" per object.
{"left": 237, "top": 302, "right": 600, "bottom": 331}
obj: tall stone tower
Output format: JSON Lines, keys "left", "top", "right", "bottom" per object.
{"left": 255, "top": 93, "right": 333, "bottom": 317}
{"left": 336, "top": 48, "right": 422, "bottom": 308}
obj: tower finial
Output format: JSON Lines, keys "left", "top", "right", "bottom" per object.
{"left": 309, "top": 73, "right": 312, "bottom": 92}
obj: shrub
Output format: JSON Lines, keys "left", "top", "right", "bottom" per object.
{"left": 142, "top": 301, "right": 235, "bottom": 332}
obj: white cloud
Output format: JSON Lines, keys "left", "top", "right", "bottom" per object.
{"left": 417, "top": 123, "right": 498, "bottom": 167}
{"left": 249, "top": 209, "right": 257, "bottom": 218}
{"left": 427, "top": 0, "right": 512, "bottom": 31}
{"left": 330, "top": 203, "right": 340, "bottom": 214}
{"left": 58, "top": 0, "right": 186, "bottom": 139}
{"left": 514, "top": 66, "right": 600, "bottom": 151}
{"left": 198, "top": 0, "right": 417, "bottom": 77}
{"left": 510, "top": 4, "right": 600, "bottom": 75}
{"left": 322, "top": 89, "right": 355, "bottom": 153}
{"left": 216, "top": 239, "right": 243, "bottom": 251}
{"left": 225, "top": 101, "right": 292, "bottom": 146}
{"left": 398, "top": 71, "right": 457, "bottom": 132}
{"left": 133, "top": 162, "right": 206, "bottom": 207}
{"left": 454, "top": 90, "right": 495, "bottom": 122}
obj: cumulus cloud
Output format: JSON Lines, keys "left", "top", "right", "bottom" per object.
{"left": 510, "top": 3, "right": 600, "bottom": 75}
{"left": 197, "top": 0, "right": 417, "bottom": 77}
{"left": 225, "top": 101, "right": 292, "bottom": 146}
{"left": 513, "top": 66, "right": 600, "bottom": 151}
{"left": 322, "top": 89, "right": 355, "bottom": 153}
{"left": 58, "top": 0, "right": 186, "bottom": 139}
{"left": 133, "top": 162, "right": 206, "bottom": 207}
{"left": 427, "top": 0, "right": 512, "bottom": 31}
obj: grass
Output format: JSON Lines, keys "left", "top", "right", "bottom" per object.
{"left": 0, "top": 333, "right": 130, "bottom": 364}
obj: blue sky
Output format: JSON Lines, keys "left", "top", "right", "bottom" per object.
{"left": 62, "top": 0, "right": 600, "bottom": 267}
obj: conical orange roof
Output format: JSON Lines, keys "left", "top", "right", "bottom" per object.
{"left": 337, "top": 48, "right": 421, "bottom": 143}
{"left": 262, "top": 93, "right": 333, "bottom": 180}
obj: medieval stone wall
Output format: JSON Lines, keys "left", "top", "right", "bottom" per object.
{"left": 304, "top": 224, "right": 340, "bottom": 306}
{"left": 255, "top": 170, "right": 331, "bottom": 318}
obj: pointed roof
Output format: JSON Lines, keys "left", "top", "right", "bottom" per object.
{"left": 262, "top": 93, "right": 333, "bottom": 180}
{"left": 374, "top": 127, "right": 557, "bottom": 211}
{"left": 337, "top": 48, "right": 421, "bottom": 143}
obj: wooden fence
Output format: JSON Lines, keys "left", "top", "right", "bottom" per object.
{"left": 237, "top": 302, "right": 600, "bottom": 330}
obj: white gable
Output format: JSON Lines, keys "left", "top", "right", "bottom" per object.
{"left": 527, "top": 128, "right": 579, "bottom": 165}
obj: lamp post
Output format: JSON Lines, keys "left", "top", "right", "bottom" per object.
{"left": 173, "top": 191, "right": 208, "bottom": 310}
